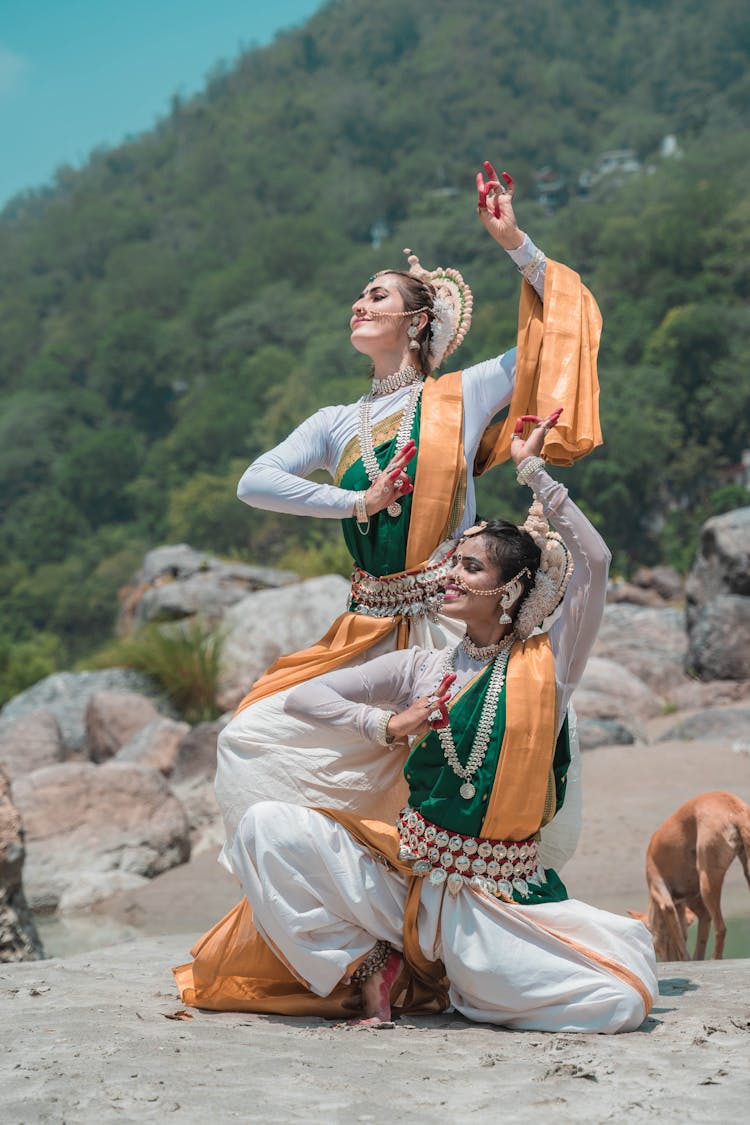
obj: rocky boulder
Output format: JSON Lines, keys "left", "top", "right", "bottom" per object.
{"left": 114, "top": 718, "right": 192, "bottom": 775}
{"left": 0, "top": 767, "right": 43, "bottom": 962}
{"left": 12, "top": 762, "right": 191, "bottom": 913}
{"left": 593, "top": 604, "right": 689, "bottom": 697}
{"left": 686, "top": 507, "right": 750, "bottom": 679}
{"left": 685, "top": 594, "right": 750, "bottom": 681}
{"left": 572, "top": 656, "right": 664, "bottom": 742}
{"left": 85, "top": 690, "right": 163, "bottom": 763}
{"left": 118, "top": 543, "right": 298, "bottom": 631}
{"left": 658, "top": 706, "right": 750, "bottom": 747}
{"left": 217, "top": 574, "right": 352, "bottom": 710}
{"left": 0, "top": 669, "right": 168, "bottom": 754}
{"left": 0, "top": 710, "right": 65, "bottom": 781}
{"left": 577, "top": 718, "right": 637, "bottom": 752}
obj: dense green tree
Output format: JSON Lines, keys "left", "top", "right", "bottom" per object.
{"left": 0, "top": 0, "right": 747, "bottom": 673}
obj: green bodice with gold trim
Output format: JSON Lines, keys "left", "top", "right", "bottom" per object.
{"left": 404, "top": 664, "right": 571, "bottom": 904}
{"left": 336, "top": 404, "right": 421, "bottom": 578}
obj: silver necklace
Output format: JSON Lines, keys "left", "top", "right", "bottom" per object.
{"left": 437, "top": 638, "right": 514, "bottom": 800}
{"left": 460, "top": 633, "right": 512, "bottom": 662}
{"left": 358, "top": 379, "right": 423, "bottom": 517}
{"left": 370, "top": 366, "right": 421, "bottom": 397}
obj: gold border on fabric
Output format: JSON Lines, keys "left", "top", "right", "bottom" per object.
{"left": 333, "top": 412, "right": 404, "bottom": 486}
{"left": 475, "top": 260, "right": 603, "bottom": 474}
{"left": 405, "top": 370, "right": 465, "bottom": 569}
{"left": 480, "top": 634, "right": 558, "bottom": 840}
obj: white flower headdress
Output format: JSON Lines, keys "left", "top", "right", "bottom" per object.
{"left": 403, "top": 248, "right": 473, "bottom": 370}
{"left": 514, "top": 499, "right": 575, "bottom": 641}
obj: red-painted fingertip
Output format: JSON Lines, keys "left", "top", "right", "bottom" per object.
{"left": 484, "top": 160, "right": 499, "bottom": 182}
{"left": 521, "top": 414, "right": 542, "bottom": 423}
{"left": 501, "top": 171, "right": 514, "bottom": 190}
{"left": 513, "top": 420, "right": 524, "bottom": 436}
{"left": 388, "top": 467, "right": 402, "bottom": 480}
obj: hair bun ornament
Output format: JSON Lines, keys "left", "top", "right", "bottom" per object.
{"left": 403, "top": 248, "right": 473, "bottom": 370}
{"left": 514, "top": 499, "right": 575, "bottom": 641}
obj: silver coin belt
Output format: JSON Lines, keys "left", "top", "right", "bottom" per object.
{"left": 350, "top": 551, "right": 454, "bottom": 619}
{"left": 397, "top": 805, "right": 540, "bottom": 900}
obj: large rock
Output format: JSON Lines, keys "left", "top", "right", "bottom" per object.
{"left": 85, "top": 690, "right": 163, "bottom": 763}
{"left": 119, "top": 543, "right": 297, "bottom": 631}
{"left": 593, "top": 604, "right": 689, "bottom": 696}
{"left": 577, "top": 718, "right": 636, "bottom": 751}
{"left": 0, "top": 768, "right": 43, "bottom": 961}
{"left": 11, "top": 762, "right": 190, "bottom": 912}
{"left": 572, "top": 656, "right": 664, "bottom": 737}
{"left": 685, "top": 594, "right": 750, "bottom": 680}
{"left": 171, "top": 720, "right": 226, "bottom": 784}
{"left": 0, "top": 710, "right": 65, "bottom": 781}
{"left": 217, "top": 574, "right": 352, "bottom": 709}
{"left": 0, "top": 669, "right": 167, "bottom": 754}
{"left": 667, "top": 678, "right": 750, "bottom": 712}
{"left": 658, "top": 706, "right": 750, "bottom": 747}
{"left": 686, "top": 507, "right": 750, "bottom": 679}
{"left": 114, "top": 718, "right": 191, "bottom": 775}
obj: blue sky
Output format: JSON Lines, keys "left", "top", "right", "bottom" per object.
{"left": 0, "top": 0, "right": 323, "bottom": 208}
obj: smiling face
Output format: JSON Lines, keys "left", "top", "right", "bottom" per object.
{"left": 350, "top": 274, "right": 410, "bottom": 358}
{"left": 441, "top": 535, "right": 506, "bottom": 629}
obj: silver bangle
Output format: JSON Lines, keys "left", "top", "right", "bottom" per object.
{"left": 516, "top": 456, "right": 545, "bottom": 486}
{"left": 375, "top": 710, "right": 396, "bottom": 746}
{"left": 354, "top": 491, "right": 370, "bottom": 535}
{"left": 519, "top": 249, "right": 544, "bottom": 281}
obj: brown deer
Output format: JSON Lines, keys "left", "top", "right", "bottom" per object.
{"left": 630, "top": 791, "right": 750, "bottom": 961}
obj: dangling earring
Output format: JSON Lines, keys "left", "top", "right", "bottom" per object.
{"left": 407, "top": 315, "right": 420, "bottom": 352}
{"left": 498, "top": 576, "right": 522, "bottom": 625}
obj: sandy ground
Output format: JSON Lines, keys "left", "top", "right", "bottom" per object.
{"left": 1, "top": 938, "right": 749, "bottom": 1124}
{"left": 4, "top": 722, "right": 750, "bottom": 1122}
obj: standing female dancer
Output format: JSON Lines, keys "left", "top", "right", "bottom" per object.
{"left": 176, "top": 415, "right": 656, "bottom": 1029}
{"left": 214, "top": 162, "right": 602, "bottom": 866}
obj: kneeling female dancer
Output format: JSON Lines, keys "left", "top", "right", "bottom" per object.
{"left": 203, "top": 415, "right": 657, "bottom": 1032}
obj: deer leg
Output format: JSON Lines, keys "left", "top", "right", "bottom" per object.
{"left": 690, "top": 898, "right": 711, "bottom": 961}
{"left": 698, "top": 866, "right": 727, "bottom": 960}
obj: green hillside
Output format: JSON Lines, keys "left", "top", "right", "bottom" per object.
{"left": 0, "top": 0, "right": 748, "bottom": 699}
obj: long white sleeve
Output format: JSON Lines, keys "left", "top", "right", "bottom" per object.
{"left": 521, "top": 463, "right": 611, "bottom": 723}
{"left": 284, "top": 649, "right": 428, "bottom": 743}
{"left": 237, "top": 406, "right": 360, "bottom": 519}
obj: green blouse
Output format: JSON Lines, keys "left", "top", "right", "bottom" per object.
{"left": 404, "top": 663, "right": 571, "bottom": 905}
{"left": 339, "top": 404, "right": 421, "bottom": 579}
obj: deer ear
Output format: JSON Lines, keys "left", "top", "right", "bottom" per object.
{"left": 628, "top": 910, "right": 647, "bottom": 923}
{"left": 684, "top": 907, "right": 697, "bottom": 926}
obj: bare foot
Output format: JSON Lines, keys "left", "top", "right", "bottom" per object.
{"left": 347, "top": 950, "right": 403, "bottom": 1028}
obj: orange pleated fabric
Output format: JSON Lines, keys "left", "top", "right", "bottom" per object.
{"left": 475, "top": 260, "right": 603, "bottom": 474}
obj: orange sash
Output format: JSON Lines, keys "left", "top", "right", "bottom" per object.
{"left": 476, "top": 259, "right": 602, "bottom": 473}
{"left": 480, "top": 634, "right": 559, "bottom": 839}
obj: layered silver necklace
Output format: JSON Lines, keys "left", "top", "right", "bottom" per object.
{"left": 437, "top": 636, "right": 514, "bottom": 800}
{"left": 370, "top": 365, "right": 422, "bottom": 397}
{"left": 358, "top": 378, "right": 424, "bottom": 517}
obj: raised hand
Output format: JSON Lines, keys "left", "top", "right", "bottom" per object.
{"left": 364, "top": 439, "right": 416, "bottom": 516}
{"left": 476, "top": 161, "right": 524, "bottom": 251}
{"left": 385, "top": 672, "right": 456, "bottom": 742}
{"left": 510, "top": 409, "right": 563, "bottom": 466}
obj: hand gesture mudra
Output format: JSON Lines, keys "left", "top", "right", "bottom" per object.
{"left": 385, "top": 673, "right": 456, "bottom": 743}
{"left": 364, "top": 439, "right": 416, "bottom": 516}
{"left": 476, "top": 161, "right": 524, "bottom": 251}
{"left": 510, "top": 408, "right": 563, "bottom": 466}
